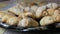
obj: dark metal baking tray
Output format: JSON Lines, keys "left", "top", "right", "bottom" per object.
{"left": 0, "top": 22, "right": 60, "bottom": 32}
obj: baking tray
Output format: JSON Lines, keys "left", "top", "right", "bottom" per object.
{"left": 0, "top": 22, "right": 60, "bottom": 32}
{"left": 0, "top": 0, "right": 60, "bottom": 32}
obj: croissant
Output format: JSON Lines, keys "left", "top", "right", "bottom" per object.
{"left": 52, "top": 10, "right": 60, "bottom": 22}
{"left": 0, "top": 11, "right": 6, "bottom": 22}
{"left": 19, "top": 11, "right": 36, "bottom": 19}
{"left": 31, "top": 5, "right": 38, "bottom": 12}
{"left": 0, "top": 11, "right": 5, "bottom": 18}
{"left": 36, "top": 6, "right": 46, "bottom": 19}
{"left": 52, "top": 15, "right": 60, "bottom": 22}
{"left": 25, "top": 12, "right": 36, "bottom": 18}
{"left": 18, "top": 17, "right": 39, "bottom": 27}
{"left": 54, "top": 10, "right": 60, "bottom": 15}
{"left": 8, "top": 3, "right": 24, "bottom": 16}
{"left": 47, "top": 9, "right": 55, "bottom": 15}
{"left": 24, "top": 7, "right": 30, "bottom": 12}
{"left": 46, "top": 3, "right": 58, "bottom": 9}
{"left": 40, "top": 16, "right": 55, "bottom": 26}
{"left": 24, "top": 7, "right": 34, "bottom": 13}
{"left": 0, "top": 11, "right": 19, "bottom": 25}
{"left": 6, "top": 17, "right": 18, "bottom": 25}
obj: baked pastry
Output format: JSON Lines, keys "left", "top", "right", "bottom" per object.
{"left": 42, "top": 11, "right": 49, "bottom": 17}
{"left": 0, "top": 11, "right": 6, "bottom": 22}
{"left": 0, "top": 11, "right": 5, "bottom": 18}
{"left": 24, "top": 7, "right": 34, "bottom": 13}
{"left": 46, "top": 3, "right": 58, "bottom": 9}
{"left": 24, "top": 12, "right": 35, "bottom": 18}
{"left": 19, "top": 11, "right": 36, "bottom": 19}
{"left": 0, "top": 11, "right": 19, "bottom": 25}
{"left": 31, "top": 5, "right": 38, "bottom": 12}
{"left": 52, "top": 15, "right": 60, "bottom": 22}
{"left": 2, "top": 14, "right": 11, "bottom": 22}
{"left": 52, "top": 13, "right": 60, "bottom": 22}
{"left": 18, "top": 17, "right": 39, "bottom": 27}
{"left": 54, "top": 10, "right": 60, "bottom": 15}
{"left": 6, "top": 17, "right": 18, "bottom": 25}
{"left": 40, "top": 16, "right": 54, "bottom": 26}
{"left": 8, "top": 3, "right": 24, "bottom": 15}
{"left": 52, "top": 10, "right": 60, "bottom": 22}
{"left": 36, "top": 6, "right": 46, "bottom": 19}
{"left": 24, "top": 7, "right": 30, "bottom": 12}
{"left": 47, "top": 9, "right": 55, "bottom": 15}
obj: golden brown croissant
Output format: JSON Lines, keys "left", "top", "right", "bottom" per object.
{"left": 0, "top": 11, "right": 5, "bottom": 18}
{"left": 30, "top": 5, "right": 38, "bottom": 12}
{"left": 46, "top": 3, "right": 58, "bottom": 9}
{"left": 36, "top": 6, "right": 46, "bottom": 19}
{"left": 6, "top": 17, "right": 18, "bottom": 25}
{"left": 18, "top": 17, "right": 39, "bottom": 27}
{"left": 19, "top": 12, "right": 35, "bottom": 19}
{"left": 47, "top": 9, "right": 55, "bottom": 15}
{"left": 8, "top": 3, "right": 24, "bottom": 16}
{"left": 52, "top": 10, "right": 60, "bottom": 22}
{"left": 0, "top": 11, "right": 19, "bottom": 25}
{"left": 52, "top": 15, "right": 60, "bottom": 22}
{"left": 40, "top": 16, "right": 55, "bottom": 26}
{"left": 0, "top": 11, "right": 6, "bottom": 22}
{"left": 54, "top": 10, "right": 60, "bottom": 15}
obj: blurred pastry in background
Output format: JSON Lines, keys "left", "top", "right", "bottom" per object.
{"left": 8, "top": 3, "right": 25, "bottom": 16}
{"left": 46, "top": 3, "right": 58, "bottom": 9}
{"left": 30, "top": 2, "right": 38, "bottom": 12}
{"left": 39, "top": 1, "right": 47, "bottom": 6}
